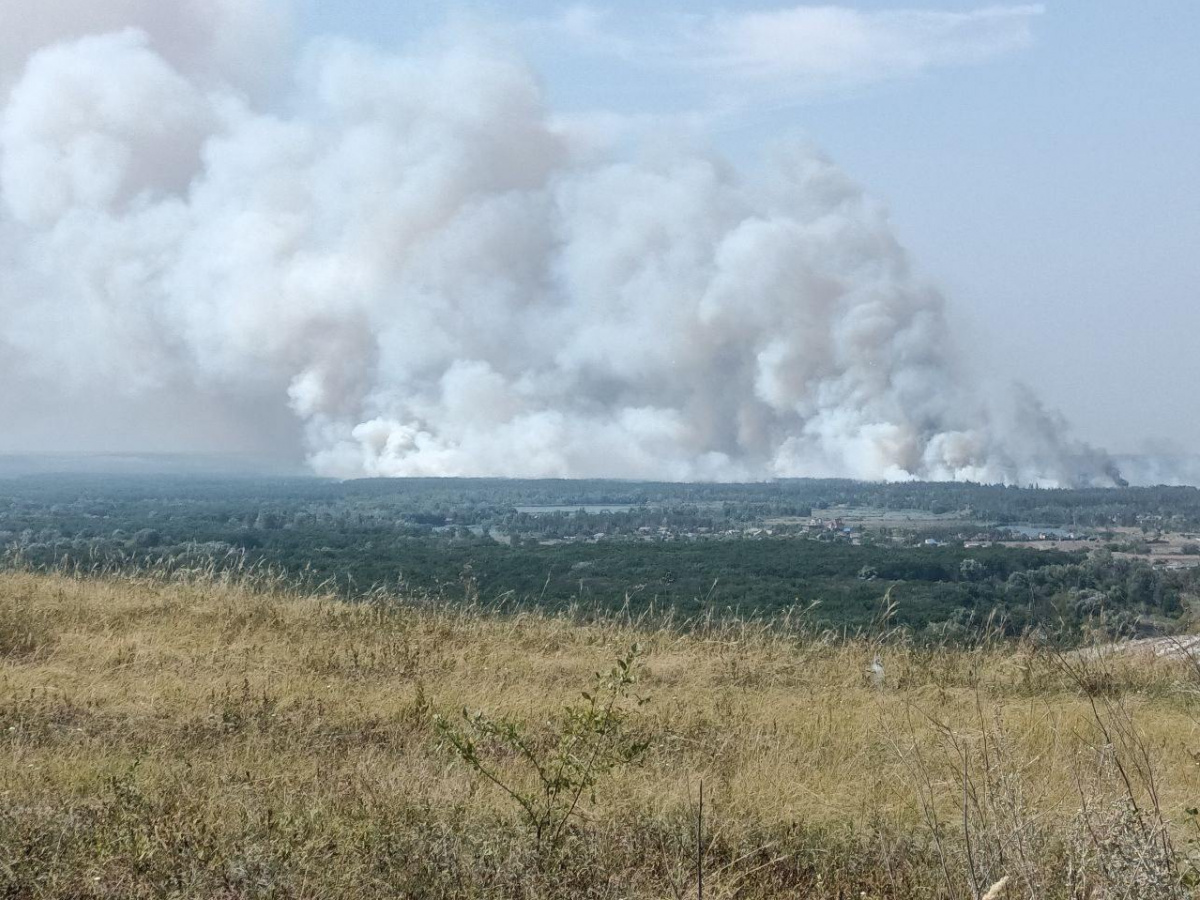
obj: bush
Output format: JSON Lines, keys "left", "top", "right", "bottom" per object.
{"left": 436, "top": 645, "right": 651, "bottom": 857}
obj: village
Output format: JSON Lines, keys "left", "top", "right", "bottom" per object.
{"left": 490, "top": 505, "right": 1200, "bottom": 571}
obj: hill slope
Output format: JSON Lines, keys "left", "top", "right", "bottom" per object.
{"left": 2, "top": 570, "right": 1199, "bottom": 898}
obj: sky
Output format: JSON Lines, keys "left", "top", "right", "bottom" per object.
{"left": 0, "top": 1, "right": 1196, "bottom": 481}
{"left": 298, "top": 0, "right": 1200, "bottom": 456}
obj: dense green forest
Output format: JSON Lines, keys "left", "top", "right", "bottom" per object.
{"left": 2, "top": 474, "right": 1198, "bottom": 640}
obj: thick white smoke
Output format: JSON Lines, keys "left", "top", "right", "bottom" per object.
{"left": 0, "top": 0, "right": 292, "bottom": 98}
{"left": 0, "top": 14, "right": 1121, "bottom": 485}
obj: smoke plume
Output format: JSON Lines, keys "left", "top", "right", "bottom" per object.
{"left": 0, "top": 9, "right": 1121, "bottom": 485}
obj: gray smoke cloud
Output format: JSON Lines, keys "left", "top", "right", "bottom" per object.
{"left": 0, "top": 0, "right": 292, "bottom": 98}
{"left": 0, "top": 8, "right": 1122, "bottom": 485}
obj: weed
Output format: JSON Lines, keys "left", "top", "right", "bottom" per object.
{"left": 437, "top": 644, "right": 651, "bottom": 857}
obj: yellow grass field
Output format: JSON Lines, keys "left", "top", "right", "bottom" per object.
{"left": 3, "top": 569, "right": 1200, "bottom": 898}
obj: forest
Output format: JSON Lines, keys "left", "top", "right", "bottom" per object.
{"left": 2, "top": 474, "right": 1198, "bottom": 640}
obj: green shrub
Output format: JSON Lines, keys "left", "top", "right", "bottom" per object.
{"left": 436, "top": 644, "right": 651, "bottom": 857}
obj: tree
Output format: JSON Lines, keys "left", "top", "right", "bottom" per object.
{"left": 960, "top": 558, "right": 985, "bottom": 582}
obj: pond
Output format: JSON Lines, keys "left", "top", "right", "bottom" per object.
{"left": 514, "top": 504, "right": 642, "bottom": 515}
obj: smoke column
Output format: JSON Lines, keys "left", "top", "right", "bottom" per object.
{"left": 0, "top": 8, "right": 1122, "bottom": 485}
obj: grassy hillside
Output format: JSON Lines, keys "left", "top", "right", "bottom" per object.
{"left": 3, "top": 570, "right": 1200, "bottom": 898}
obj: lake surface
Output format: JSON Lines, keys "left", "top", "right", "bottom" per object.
{"left": 515, "top": 504, "right": 642, "bottom": 515}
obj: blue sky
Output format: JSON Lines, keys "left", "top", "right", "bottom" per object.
{"left": 296, "top": 1, "right": 1200, "bottom": 455}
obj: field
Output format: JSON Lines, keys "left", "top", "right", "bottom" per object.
{"left": 4, "top": 569, "right": 1200, "bottom": 898}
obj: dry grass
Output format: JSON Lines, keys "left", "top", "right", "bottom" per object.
{"left": 3, "top": 568, "right": 1200, "bottom": 897}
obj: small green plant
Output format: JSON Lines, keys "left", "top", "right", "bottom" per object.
{"left": 436, "top": 644, "right": 651, "bottom": 856}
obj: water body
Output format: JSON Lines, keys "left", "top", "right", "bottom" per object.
{"left": 515, "top": 505, "right": 642, "bottom": 515}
